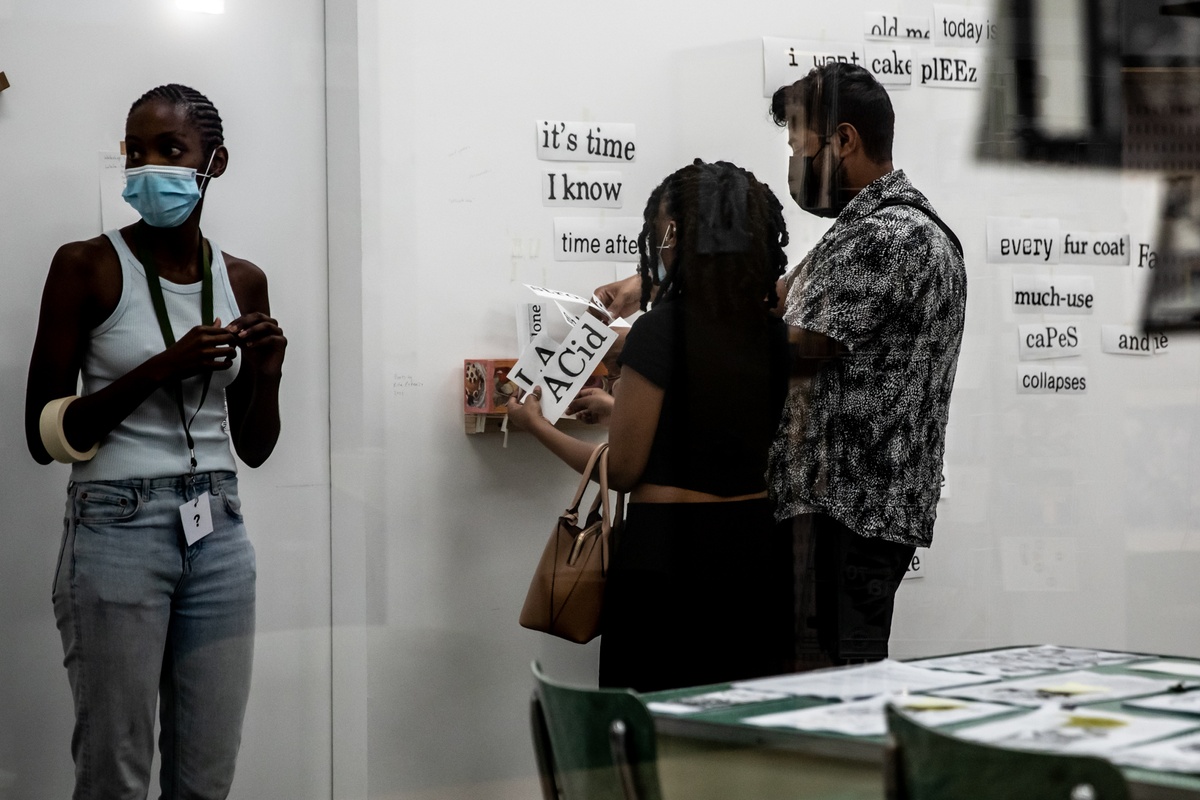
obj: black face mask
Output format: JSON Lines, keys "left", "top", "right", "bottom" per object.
{"left": 789, "top": 140, "right": 845, "bottom": 219}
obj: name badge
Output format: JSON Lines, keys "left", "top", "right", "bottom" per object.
{"left": 180, "top": 494, "right": 214, "bottom": 546}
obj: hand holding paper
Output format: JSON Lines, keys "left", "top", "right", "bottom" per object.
{"left": 509, "top": 289, "right": 619, "bottom": 424}
{"left": 565, "top": 388, "right": 614, "bottom": 425}
{"left": 593, "top": 275, "right": 643, "bottom": 320}
{"left": 506, "top": 386, "right": 545, "bottom": 431}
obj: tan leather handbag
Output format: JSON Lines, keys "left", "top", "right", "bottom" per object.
{"left": 519, "top": 443, "right": 624, "bottom": 643}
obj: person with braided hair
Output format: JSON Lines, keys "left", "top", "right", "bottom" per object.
{"left": 509, "top": 159, "right": 794, "bottom": 692}
{"left": 24, "top": 84, "right": 285, "bottom": 799}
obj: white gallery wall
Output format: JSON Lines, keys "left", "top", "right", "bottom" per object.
{"left": 335, "top": 0, "right": 1200, "bottom": 797}
{"left": 3, "top": 0, "right": 1200, "bottom": 798}
{"left": 0, "top": 2, "right": 332, "bottom": 798}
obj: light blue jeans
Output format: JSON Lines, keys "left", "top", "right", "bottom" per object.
{"left": 53, "top": 472, "right": 256, "bottom": 800}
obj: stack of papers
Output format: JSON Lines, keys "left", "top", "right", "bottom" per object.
{"left": 744, "top": 695, "right": 1014, "bottom": 737}
{"left": 1125, "top": 693, "right": 1200, "bottom": 716}
{"left": 733, "top": 659, "right": 994, "bottom": 701}
{"left": 1128, "top": 661, "right": 1200, "bottom": 679}
{"left": 956, "top": 706, "right": 1197, "bottom": 756}
{"left": 933, "top": 670, "right": 1180, "bottom": 708}
{"left": 646, "top": 688, "right": 789, "bottom": 715}
{"left": 911, "top": 646, "right": 1147, "bottom": 678}
{"left": 1114, "top": 730, "right": 1200, "bottom": 773}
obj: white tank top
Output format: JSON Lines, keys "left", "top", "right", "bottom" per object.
{"left": 72, "top": 231, "right": 242, "bottom": 481}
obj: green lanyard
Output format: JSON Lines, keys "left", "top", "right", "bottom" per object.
{"left": 138, "top": 233, "right": 214, "bottom": 477}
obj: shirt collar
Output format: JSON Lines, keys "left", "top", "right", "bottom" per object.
{"left": 834, "top": 169, "right": 915, "bottom": 224}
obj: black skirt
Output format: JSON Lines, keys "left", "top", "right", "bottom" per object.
{"left": 598, "top": 499, "right": 794, "bottom": 693}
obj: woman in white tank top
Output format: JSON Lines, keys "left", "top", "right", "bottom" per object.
{"left": 24, "top": 84, "right": 286, "bottom": 800}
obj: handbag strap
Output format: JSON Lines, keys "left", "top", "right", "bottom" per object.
{"left": 565, "top": 443, "right": 609, "bottom": 516}
{"left": 566, "top": 443, "right": 626, "bottom": 540}
{"left": 578, "top": 446, "right": 612, "bottom": 521}
{"left": 593, "top": 446, "right": 626, "bottom": 533}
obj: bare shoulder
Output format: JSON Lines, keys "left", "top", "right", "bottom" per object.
{"left": 51, "top": 234, "right": 118, "bottom": 279}
{"left": 46, "top": 235, "right": 123, "bottom": 325}
{"left": 223, "top": 252, "right": 267, "bottom": 287}
{"left": 222, "top": 251, "right": 270, "bottom": 313}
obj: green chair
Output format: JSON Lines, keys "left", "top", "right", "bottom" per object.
{"left": 884, "top": 704, "right": 1130, "bottom": 800}
{"left": 530, "top": 661, "right": 665, "bottom": 800}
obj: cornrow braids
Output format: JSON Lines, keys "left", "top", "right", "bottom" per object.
{"left": 636, "top": 159, "right": 789, "bottom": 318}
{"left": 129, "top": 84, "right": 225, "bottom": 158}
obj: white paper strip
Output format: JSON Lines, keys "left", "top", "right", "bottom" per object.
{"left": 542, "top": 170, "right": 625, "bottom": 208}
{"left": 1129, "top": 661, "right": 1200, "bottom": 679}
{"left": 987, "top": 217, "right": 1061, "bottom": 264}
{"left": 762, "top": 37, "right": 867, "bottom": 97}
{"left": 733, "top": 659, "right": 993, "bottom": 700}
{"left": 1059, "top": 231, "right": 1131, "bottom": 265}
{"left": 864, "top": 12, "right": 931, "bottom": 41}
{"left": 536, "top": 316, "right": 618, "bottom": 424}
{"left": 1012, "top": 275, "right": 1096, "bottom": 314}
{"left": 865, "top": 45, "right": 915, "bottom": 86}
{"left": 554, "top": 301, "right": 579, "bottom": 328}
{"left": 933, "top": 5, "right": 997, "bottom": 47}
{"left": 745, "top": 694, "right": 1013, "bottom": 737}
{"left": 508, "top": 331, "right": 561, "bottom": 395}
{"left": 955, "top": 705, "right": 1196, "bottom": 756}
{"left": 647, "top": 688, "right": 789, "bottom": 716}
{"left": 524, "top": 285, "right": 612, "bottom": 320}
{"left": 1126, "top": 692, "right": 1200, "bottom": 716}
{"left": 516, "top": 302, "right": 549, "bottom": 345}
{"left": 1017, "top": 364, "right": 1089, "bottom": 395}
{"left": 535, "top": 121, "right": 636, "bottom": 163}
{"left": 1018, "top": 323, "right": 1082, "bottom": 361}
{"left": 1101, "top": 325, "right": 1169, "bottom": 356}
{"left": 917, "top": 48, "right": 985, "bottom": 88}
{"left": 912, "top": 645, "right": 1147, "bottom": 678}
{"left": 934, "top": 670, "right": 1179, "bottom": 708}
{"left": 1114, "top": 730, "right": 1200, "bottom": 774}
{"left": 552, "top": 218, "right": 642, "bottom": 262}
{"left": 99, "top": 152, "right": 139, "bottom": 232}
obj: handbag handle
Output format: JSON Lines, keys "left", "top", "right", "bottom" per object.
{"left": 578, "top": 446, "right": 616, "bottom": 527}
{"left": 596, "top": 448, "right": 626, "bottom": 530}
{"left": 565, "top": 443, "right": 609, "bottom": 517}
{"left": 566, "top": 444, "right": 625, "bottom": 558}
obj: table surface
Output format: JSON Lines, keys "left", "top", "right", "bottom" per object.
{"left": 641, "top": 649, "right": 1200, "bottom": 800}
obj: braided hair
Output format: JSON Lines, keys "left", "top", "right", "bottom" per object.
{"left": 128, "top": 84, "right": 224, "bottom": 158}
{"left": 636, "top": 159, "right": 789, "bottom": 318}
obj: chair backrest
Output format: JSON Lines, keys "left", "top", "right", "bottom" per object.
{"left": 885, "top": 704, "right": 1131, "bottom": 800}
{"left": 530, "top": 661, "right": 664, "bottom": 800}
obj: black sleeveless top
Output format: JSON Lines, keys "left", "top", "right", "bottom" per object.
{"left": 617, "top": 296, "right": 789, "bottom": 497}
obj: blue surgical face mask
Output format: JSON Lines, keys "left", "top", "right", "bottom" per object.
{"left": 122, "top": 150, "right": 216, "bottom": 228}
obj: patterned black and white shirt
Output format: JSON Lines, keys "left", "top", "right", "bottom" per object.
{"left": 768, "top": 169, "right": 967, "bottom": 548}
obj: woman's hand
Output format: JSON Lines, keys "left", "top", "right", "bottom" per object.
{"left": 565, "top": 387, "right": 614, "bottom": 425}
{"left": 593, "top": 275, "right": 643, "bottom": 320}
{"left": 506, "top": 386, "right": 546, "bottom": 431}
{"left": 152, "top": 318, "right": 238, "bottom": 382}
{"left": 228, "top": 312, "right": 287, "bottom": 377}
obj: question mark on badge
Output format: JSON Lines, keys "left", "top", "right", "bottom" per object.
{"left": 194, "top": 514, "right": 201, "bottom": 527}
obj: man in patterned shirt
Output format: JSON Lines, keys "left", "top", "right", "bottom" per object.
{"left": 768, "top": 63, "right": 966, "bottom": 667}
